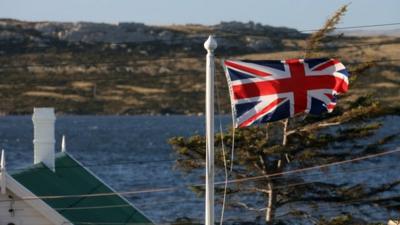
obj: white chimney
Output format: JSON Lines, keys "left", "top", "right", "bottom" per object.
{"left": 32, "top": 108, "right": 56, "bottom": 171}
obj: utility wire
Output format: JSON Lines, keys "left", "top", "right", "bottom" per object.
{"left": 59, "top": 192, "right": 400, "bottom": 225}
{"left": 3, "top": 153, "right": 387, "bottom": 186}
{"left": 62, "top": 163, "right": 400, "bottom": 211}
{"left": 300, "top": 22, "right": 400, "bottom": 32}
{"left": 221, "top": 148, "right": 400, "bottom": 185}
{"left": 5, "top": 128, "right": 400, "bottom": 177}
{"left": 0, "top": 58, "right": 398, "bottom": 86}
{"left": 276, "top": 194, "right": 400, "bottom": 216}
{"left": 0, "top": 160, "right": 397, "bottom": 213}
{"left": 0, "top": 21, "right": 399, "bottom": 50}
{"left": 1, "top": 148, "right": 399, "bottom": 203}
{"left": 215, "top": 58, "right": 230, "bottom": 225}
{"left": 1, "top": 41, "right": 399, "bottom": 70}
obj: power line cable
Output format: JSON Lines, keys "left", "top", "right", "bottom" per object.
{"left": 56, "top": 192, "right": 400, "bottom": 225}
{"left": 58, "top": 163, "right": 400, "bottom": 211}
{"left": 215, "top": 57, "right": 230, "bottom": 225}
{"left": 301, "top": 22, "right": 400, "bottom": 32}
{"left": 5, "top": 129, "right": 400, "bottom": 180}
{"left": 0, "top": 21, "right": 399, "bottom": 51}
{"left": 1, "top": 58, "right": 398, "bottom": 86}
{"left": 1, "top": 41, "right": 399, "bottom": 70}
{"left": 0, "top": 158, "right": 397, "bottom": 216}
{"left": 1, "top": 148, "right": 398, "bottom": 203}
{"left": 221, "top": 148, "right": 400, "bottom": 185}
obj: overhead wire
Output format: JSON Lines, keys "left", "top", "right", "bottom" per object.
{"left": 0, "top": 58, "right": 398, "bottom": 88}
{"left": 1, "top": 148, "right": 399, "bottom": 204}
{"left": 300, "top": 22, "right": 400, "bottom": 32}
{"left": 220, "top": 148, "right": 400, "bottom": 185}
{"left": 275, "top": 194, "right": 400, "bottom": 217}
{"left": 1, "top": 41, "right": 399, "bottom": 70}
{"left": 53, "top": 191, "right": 400, "bottom": 225}
{"left": 0, "top": 21, "right": 398, "bottom": 52}
{"left": 215, "top": 56, "right": 230, "bottom": 225}
{"left": 41, "top": 163, "right": 400, "bottom": 211}
{"left": 5, "top": 128, "right": 400, "bottom": 182}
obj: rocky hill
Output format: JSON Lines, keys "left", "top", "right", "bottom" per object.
{"left": 0, "top": 19, "right": 304, "bottom": 54}
{"left": 0, "top": 19, "right": 399, "bottom": 115}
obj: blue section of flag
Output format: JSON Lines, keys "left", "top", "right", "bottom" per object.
{"left": 236, "top": 101, "right": 260, "bottom": 118}
{"left": 309, "top": 98, "right": 328, "bottom": 115}
{"left": 259, "top": 100, "right": 291, "bottom": 123}
{"left": 243, "top": 60, "right": 285, "bottom": 71}
{"left": 304, "top": 58, "right": 329, "bottom": 68}
{"left": 338, "top": 69, "right": 349, "bottom": 77}
{"left": 227, "top": 68, "right": 254, "bottom": 81}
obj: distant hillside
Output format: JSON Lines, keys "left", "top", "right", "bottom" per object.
{"left": 0, "top": 19, "right": 304, "bottom": 55}
{"left": 0, "top": 19, "right": 399, "bottom": 115}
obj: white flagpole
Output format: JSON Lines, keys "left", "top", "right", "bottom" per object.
{"left": 204, "top": 35, "right": 217, "bottom": 225}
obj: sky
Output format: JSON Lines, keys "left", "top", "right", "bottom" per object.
{"left": 0, "top": 0, "right": 399, "bottom": 31}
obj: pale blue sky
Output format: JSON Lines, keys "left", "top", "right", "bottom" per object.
{"left": 0, "top": 0, "right": 399, "bottom": 30}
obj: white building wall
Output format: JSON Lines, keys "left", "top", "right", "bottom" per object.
{"left": 0, "top": 189, "right": 54, "bottom": 225}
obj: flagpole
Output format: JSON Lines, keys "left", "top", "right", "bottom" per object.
{"left": 204, "top": 35, "right": 217, "bottom": 225}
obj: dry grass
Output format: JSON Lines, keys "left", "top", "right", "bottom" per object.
{"left": 96, "top": 95, "right": 122, "bottom": 101}
{"left": 36, "top": 85, "right": 66, "bottom": 91}
{"left": 369, "top": 82, "right": 398, "bottom": 88}
{"left": 122, "top": 97, "right": 144, "bottom": 106}
{"left": 102, "top": 90, "right": 125, "bottom": 95}
{"left": 23, "top": 91, "right": 87, "bottom": 102}
{"left": 116, "top": 85, "right": 166, "bottom": 94}
{"left": 27, "top": 65, "right": 108, "bottom": 74}
{"left": 70, "top": 81, "right": 94, "bottom": 91}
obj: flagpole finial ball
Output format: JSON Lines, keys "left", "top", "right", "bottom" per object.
{"left": 204, "top": 35, "right": 217, "bottom": 52}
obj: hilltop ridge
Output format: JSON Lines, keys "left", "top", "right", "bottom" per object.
{"left": 0, "top": 19, "right": 304, "bottom": 54}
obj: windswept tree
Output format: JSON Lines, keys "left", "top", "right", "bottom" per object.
{"left": 170, "top": 4, "right": 400, "bottom": 225}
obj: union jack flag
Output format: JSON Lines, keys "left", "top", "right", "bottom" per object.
{"left": 224, "top": 58, "right": 349, "bottom": 128}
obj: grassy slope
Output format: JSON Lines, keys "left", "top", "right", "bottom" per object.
{"left": 0, "top": 26, "right": 399, "bottom": 115}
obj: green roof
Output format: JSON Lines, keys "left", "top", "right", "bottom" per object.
{"left": 11, "top": 152, "right": 154, "bottom": 225}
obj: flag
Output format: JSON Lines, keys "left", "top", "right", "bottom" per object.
{"left": 224, "top": 58, "right": 349, "bottom": 128}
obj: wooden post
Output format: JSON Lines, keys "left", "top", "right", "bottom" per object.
{"left": 204, "top": 35, "right": 217, "bottom": 225}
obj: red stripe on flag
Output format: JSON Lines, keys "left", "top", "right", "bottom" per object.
{"left": 286, "top": 59, "right": 307, "bottom": 114}
{"left": 232, "top": 75, "right": 348, "bottom": 100}
{"left": 305, "top": 76, "right": 348, "bottom": 93}
{"left": 225, "top": 60, "right": 271, "bottom": 77}
{"left": 232, "top": 80, "right": 283, "bottom": 100}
